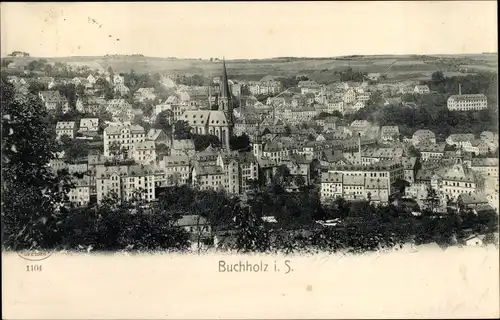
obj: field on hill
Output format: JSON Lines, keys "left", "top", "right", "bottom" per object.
{"left": 5, "top": 53, "right": 497, "bottom": 83}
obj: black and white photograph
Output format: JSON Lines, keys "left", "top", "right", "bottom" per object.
{"left": 2, "top": 1, "right": 499, "bottom": 319}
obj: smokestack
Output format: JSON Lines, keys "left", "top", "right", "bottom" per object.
{"left": 459, "top": 83, "right": 461, "bottom": 95}
{"left": 208, "top": 85, "right": 212, "bottom": 108}
{"left": 358, "top": 132, "right": 362, "bottom": 165}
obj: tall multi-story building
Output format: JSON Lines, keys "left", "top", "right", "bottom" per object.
{"left": 320, "top": 171, "right": 391, "bottom": 204}
{"left": 56, "top": 121, "right": 77, "bottom": 140}
{"left": 123, "top": 165, "right": 156, "bottom": 202}
{"left": 320, "top": 172, "right": 343, "bottom": 202}
{"left": 158, "top": 155, "right": 191, "bottom": 186}
{"left": 67, "top": 176, "right": 91, "bottom": 207}
{"left": 95, "top": 165, "right": 128, "bottom": 204}
{"left": 470, "top": 158, "right": 499, "bottom": 179}
{"left": 447, "top": 94, "right": 488, "bottom": 111}
{"left": 103, "top": 124, "right": 146, "bottom": 157}
{"left": 130, "top": 141, "right": 157, "bottom": 165}
{"left": 95, "top": 164, "right": 155, "bottom": 204}
{"left": 191, "top": 164, "right": 225, "bottom": 192}
{"left": 431, "top": 160, "right": 481, "bottom": 202}
{"left": 327, "top": 160, "right": 404, "bottom": 194}
{"left": 218, "top": 151, "right": 259, "bottom": 194}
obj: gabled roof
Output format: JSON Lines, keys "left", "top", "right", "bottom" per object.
{"left": 413, "top": 129, "right": 435, "bottom": 138}
{"left": 146, "top": 129, "right": 165, "bottom": 141}
{"left": 56, "top": 121, "right": 76, "bottom": 129}
{"left": 470, "top": 157, "right": 499, "bottom": 167}
{"left": 458, "top": 192, "right": 489, "bottom": 205}
{"left": 195, "top": 165, "right": 224, "bottom": 176}
{"left": 321, "top": 172, "right": 343, "bottom": 183}
{"left": 448, "top": 94, "right": 487, "bottom": 101}
{"left": 343, "top": 175, "right": 365, "bottom": 186}
{"left": 365, "top": 178, "right": 389, "bottom": 189}
{"left": 134, "top": 141, "right": 155, "bottom": 150}
{"left": 172, "top": 139, "right": 195, "bottom": 150}
{"left": 401, "top": 156, "right": 418, "bottom": 169}
{"left": 161, "top": 155, "right": 190, "bottom": 166}
{"left": 175, "top": 215, "right": 209, "bottom": 227}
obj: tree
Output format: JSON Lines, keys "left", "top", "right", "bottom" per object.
{"left": 423, "top": 186, "right": 441, "bottom": 213}
{"left": 229, "top": 133, "right": 251, "bottom": 151}
{"left": 295, "top": 175, "right": 306, "bottom": 188}
{"left": 193, "top": 134, "right": 221, "bottom": 151}
{"left": 284, "top": 125, "right": 292, "bottom": 136}
{"left": 109, "top": 141, "right": 122, "bottom": 157}
{"left": 142, "top": 103, "right": 154, "bottom": 117}
{"left": 65, "top": 139, "right": 89, "bottom": 161}
{"left": 235, "top": 206, "right": 270, "bottom": 253}
{"left": 393, "top": 178, "right": 410, "bottom": 195}
{"left": 241, "top": 85, "right": 251, "bottom": 96}
{"left": 104, "top": 86, "right": 114, "bottom": 100}
{"left": 366, "top": 91, "right": 384, "bottom": 106}
{"left": 431, "top": 71, "right": 446, "bottom": 87}
{"left": 274, "top": 165, "right": 291, "bottom": 185}
{"left": 407, "top": 145, "right": 422, "bottom": 158}
{"left": 28, "top": 81, "right": 48, "bottom": 95}
{"left": 76, "top": 84, "right": 85, "bottom": 97}
{"left": 2, "top": 79, "right": 72, "bottom": 250}
{"left": 173, "top": 120, "right": 192, "bottom": 140}
{"left": 1, "top": 59, "right": 13, "bottom": 67}
{"left": 95, "top": 78, "right": 108, "bottom": 90}
{"left": 56, "top": 83, "right": 77, "bottom": 108}
{"left": 153, "top": 110, "right": 173, "bottom": 132}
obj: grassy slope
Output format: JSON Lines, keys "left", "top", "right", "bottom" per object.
{"left": 5, "top": 53, "right": 497, "bottom": 82}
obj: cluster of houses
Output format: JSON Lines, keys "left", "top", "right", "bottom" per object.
{"left": 5, "top": 59, "right": 499, "bottom": 228}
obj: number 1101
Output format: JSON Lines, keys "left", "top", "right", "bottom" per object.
{"left": 26, "top": 265, "right": 42, "bottom": 272}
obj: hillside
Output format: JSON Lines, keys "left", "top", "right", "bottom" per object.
{"left": 3, "top": 53, "right": 497, "bottom": 83}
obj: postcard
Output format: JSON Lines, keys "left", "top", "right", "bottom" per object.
{"left": 1, "top": 1, "right": 499, "bottom": 319}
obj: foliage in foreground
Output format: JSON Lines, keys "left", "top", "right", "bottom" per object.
{"left": 2, "top": 77, "right": 498, "bottom": 254}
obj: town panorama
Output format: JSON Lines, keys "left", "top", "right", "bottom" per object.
{"left": 1, "top": 52, "right": 498, "bottom": 253}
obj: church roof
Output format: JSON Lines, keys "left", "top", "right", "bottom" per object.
{"left": 207, "top": 111, "right": 229, "bottom": 126}
{"left": 181, "top": 110, "right": 229, "bottom": 127}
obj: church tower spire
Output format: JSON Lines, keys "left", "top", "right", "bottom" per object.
{"left": 218, "top": 57, "right": 233, "bottom": 125}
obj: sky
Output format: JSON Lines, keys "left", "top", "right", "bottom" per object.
{"left": 1, "top": 2, "right": 497, "bottom": 59}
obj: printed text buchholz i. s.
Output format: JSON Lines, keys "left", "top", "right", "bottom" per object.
{"left": 218, "top": 260, "right": 293, "bottom": 273}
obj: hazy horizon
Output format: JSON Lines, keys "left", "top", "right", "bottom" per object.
{"left": 1, "top": 2, "right": 498, "bottom": 59}
{"left": 1, "top": 52, "right": 498, "bottom": 60}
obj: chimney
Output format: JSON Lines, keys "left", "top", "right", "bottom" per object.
{"left": 459, "top": 83, "right": 461, "bottom": 95}
{"left": 208, "top": 85, "right": 212, "bottom": 108}
{"left": 358, "top": 133, "right": 362, "bottom": 165}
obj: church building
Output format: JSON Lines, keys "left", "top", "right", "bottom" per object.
{"left": 180, "top": 59, "right": 234, "bottom": 150}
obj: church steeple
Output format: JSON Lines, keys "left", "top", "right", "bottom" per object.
{"left": 218, "top": 57, "right": 233, "bottom": 125}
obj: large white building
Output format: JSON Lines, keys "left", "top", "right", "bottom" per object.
{"left": 447, "top": 94, "right": 488, "bottom": 111}
{"left": 320, "top": 171, "right": 391, "bottom": 204}
{"left": 130, "top": 141, "right": 157, "bottom": 165}
{"left": 56, "top": 121, "right": 77, "bottom": 140}
{"left": 158, "top": 155, "right": 191, "bottom": 186}
{"left": 103, "top": 124, "right": 146, "bottom": 157}
{"left": 470, "top": 158, "right": 499, "bottom": 179}
{"left": 327, "top": 160, "right": 404, "bottom": 193}
{"left": 431, "top": 160, "right": 482, "bottom": 203}
{"left": 95, "top": 164, "right": 156, "bottom": 204}
{"left": 67, "top": 176, "right": 91, "bottom": 207}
